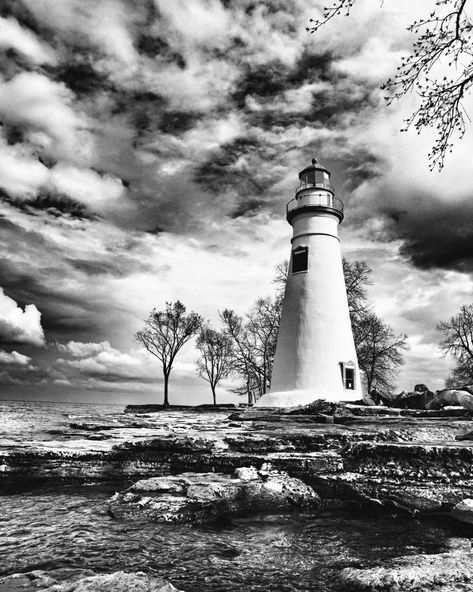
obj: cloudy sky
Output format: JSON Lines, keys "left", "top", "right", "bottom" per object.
{"left": 0, "top": 0, "right": 472, "bottom": 405}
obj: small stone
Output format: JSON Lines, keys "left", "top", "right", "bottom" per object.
{"left": 234, "top": 466, "right": 258, "bottom": 481}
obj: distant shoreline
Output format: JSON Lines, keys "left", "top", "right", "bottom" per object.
{"left": 124, "top": 403, "right": 239, "bottom": 413}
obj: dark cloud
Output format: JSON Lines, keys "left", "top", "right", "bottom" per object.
{"left": 230, "top": 198, "right": 266, "bottom": 218}
{"left": 3, "top": 123, "right": 24, "bottom": 145}
{"left": 136, "top": 34, "right": 186, "bottom": 68}
{"left": 232, "top": 60, "right": 289, "bottom": 108}
{"left": 0, "top": 47, "right": 35, "bottom": 80}
{"left": 194, "top": 137, "right": 270, "bottom": 194}
{"left": 0, "top": 216, "right": 155, "bottom": 342}
{"left": 53, "top": 59, "right": 110, "bottom": 96}
{"left": 391, "top": 201, "right": 473, "bottom": 272}
{"left": 0, "top": 188, "right": 93, "bottom": 220}
{"left": 232, "top": 52, "right": 334, "bottom": 109}
{"left": 0, "top": 253, "right": 98, "bottom": 340}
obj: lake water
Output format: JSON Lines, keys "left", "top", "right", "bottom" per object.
{"left": 0, "top": 400, "right": 468, "bottom": 591}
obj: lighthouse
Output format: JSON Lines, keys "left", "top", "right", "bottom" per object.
{"left": 256, "top": 158, "right": 362, "bottom": 407}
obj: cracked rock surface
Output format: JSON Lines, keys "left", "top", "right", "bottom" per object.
{"left": 107, "top": 466, "right": 320, "bottom": 523}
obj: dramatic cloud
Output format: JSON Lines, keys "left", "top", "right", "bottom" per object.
{"left": 0, "top": 288, "right": 45, "bottom": 347}
{"left": 1, "top": 0, "right": 472, "bottom": 400}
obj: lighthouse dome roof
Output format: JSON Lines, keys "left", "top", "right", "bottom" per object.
{"left": 298, "top": 158, "right": 330, "bottom": 180}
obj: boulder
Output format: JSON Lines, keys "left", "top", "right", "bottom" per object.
{"left": 390, "top": 389, "right": 436, "bottom": 409}
{"left": 452, "top": 498, "right": 473, "bottom": 525}
{"left": 0, "top": 571, "right": 182, "bottom": 592}
{"left": 108, "top": 466, "right": 320, "bottom": 523}
{"left": 427, "top": 389, "right": 473, "bottom": 411}
{"left": 414, "top": 384, "right": 431, "bottom": 393}
{"left": 338, "top": 551, "right": 473, "bottom": 591}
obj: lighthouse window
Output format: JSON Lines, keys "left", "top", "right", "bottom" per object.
{"left": 345, "top": 368, "right": 355, "bottom": 390}
{"left": 292, "top": 247, "right": 308, "bottom": 273}
{"left": 340, "top": 362, "right": 356, "bottom": 390}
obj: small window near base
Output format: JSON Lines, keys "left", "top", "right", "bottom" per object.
{"left": 292, "top": 246, "right": 308, "bottom": 273}
{"left": 345, "top": 368, "right": 355, "bottom": 390}
{"left": 340, "top": 362, "right": 356, "bottom": 390}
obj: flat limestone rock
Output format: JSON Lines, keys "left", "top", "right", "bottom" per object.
{"left": 0, "top": 571, "right": 182, "bottom": 592}
{"left": 452, "top": 498, "right": 473, "bottom": 524}
{"left": 108, "top": 466, "right": 320, "bottom": 523}
{"left": 339, "top": 551, "right": 473, "bottom": 591}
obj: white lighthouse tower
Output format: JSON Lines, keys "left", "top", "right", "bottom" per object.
{"left": 257, "top": 158, "right": 362, "bottom": 407}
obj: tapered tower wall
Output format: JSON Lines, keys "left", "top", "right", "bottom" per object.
{"left": 256, "top": 161, "right": 361, "bottom": 407}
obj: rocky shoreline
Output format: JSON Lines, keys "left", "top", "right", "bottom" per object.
{"left": 4, "top": 401, "right": 473, "bottom": 590}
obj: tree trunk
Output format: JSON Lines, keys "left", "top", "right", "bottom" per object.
{"left": 163, "top": 372, "right": 170, "bottom": 407}
{"left": 211, "top": 384, "right": 217, "bottom": 406}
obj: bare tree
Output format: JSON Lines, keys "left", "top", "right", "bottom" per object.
{"left": 308, "top": 0, "right": 473, "bottom": 169}
{"left": 437, "top": 304, "right": 473, "bottom": 384}
{"left": 273, "top": 260, "right": 289, "bottom": 291}
{"left": 196, "top": 326, "right": 234, "bottom": 405}
{"left": 136, "top": 301, "right": 202, "bottom": 406}
{"left": 220, "top": 295, "right": 282, "bottom": 404}
{"left": 355, "top": 312, "right": 409, "bottom": 393}
{"left": 343, "top": 258, "right": 372, "bottom": 318}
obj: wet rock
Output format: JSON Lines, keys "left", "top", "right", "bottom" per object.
{"left": 108, "top": 467, "right": 320, "bottom": 523}
{"left": 227, "top": 411, "right": 335, "bottom": 424}
{"left": 343, "top": 405, "right": 401, "bottom": 417}
{"left": 234, "top": 466, "right": 259, "bottom": 481}
{"left": 427, "top": 389, "right": 473, "bottom": 411}
{"left": 456, "top": 430, "right": 473, "bottom": 441}
{"left": 404, "top": 406, "right": 470, "bottom": 418}
{"left": 49, "top": 571, "right": 182, "bottom": 591}
{"left": 442, "top": 537, "right": 472, "bottom": 551}
{"left": 69, "top": 423, "right": 116, "bottom": 432}
{"left": 0, "top": 570, "right": 182, "bottom": 592}
{"left": 0, "top": 570, "right": 94, "bottom": 591}
{"left": 452, "top": 498, "right": 473, "bottom": 525}
{"left": 338, "top": 551, "right": 473, "bottom": 591}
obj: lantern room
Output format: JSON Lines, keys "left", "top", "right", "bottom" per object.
{"left": 297, "top": 158, "right": 333, "bottom": 193}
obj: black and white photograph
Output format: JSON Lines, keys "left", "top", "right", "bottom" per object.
{"left": 1, "top": 0, "right": 473, "bottom": 590}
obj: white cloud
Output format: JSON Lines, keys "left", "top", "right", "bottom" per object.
{"left": 51, "top": 164, "right": 126, "bottom": 214}
{"left": 0, "top": 72, "right": 89, "bottom": 160}
{"left": 0, "top": 141, "right": 50, "bottom": 198}
{"left": 58, "top": 341, "right": 112, "bottom": 358}
{"left": 57, "top": 340, "right": 155, "bottom": 378}
{"left": 0, "top": 288, "right": 45, "bottom": 347}
{"left": 23, "top": 0, "right": 138, "bottom": 67}
{"left": 0, "top": 350, "right": 32, "bottom": 366}
{"left": 0, "top": 16, "right": 56, "bottom": 64}
{"left": 157, "top": 0, "right": 231, "bottom": 49}
{"left": 333, "top": 37, "right": 405, "bottom": 83}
